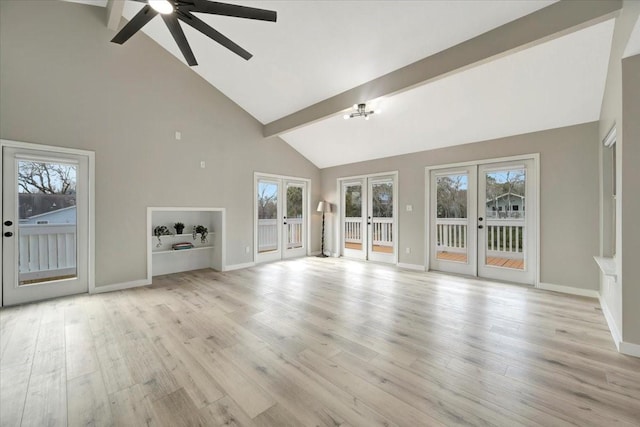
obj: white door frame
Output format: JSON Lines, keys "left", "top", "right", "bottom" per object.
{"left": 425, "top": 154, "right": 540, "bottom": 286}
{"left": 254, "top": 172, "right": 311, "bottom": 264}
{"left": 336, "top": 171, "right": 399, "bottom": 265}
{"left": 1, "top": 139, "right": 95, "bottom": 306}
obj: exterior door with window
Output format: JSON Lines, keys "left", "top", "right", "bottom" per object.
{"left": 2, "top": 146, "right": 90, "bottom": 306}
{"left": 477, "top": 160, "right": 535, "bottom": 284}
{"left": 429, "top": 166, "right": 477, "bottom": 276}
{"left": 429, "top": 159, "right": 536, "bottom": 285}
{"left": 255, "top": 175, "right": 307, "bottom": 263}
{"left": 340, "top": 175, "right": 396, "bottom": 263}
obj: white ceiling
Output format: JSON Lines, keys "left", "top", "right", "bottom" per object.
{"left": 283, "top": 19, "right": 616, "bottom": 168}
{"left": 118, "top": 0, "right": 556, "bottom": 124}
{"left": 623, "top": 16, "right": 640, "bottom": 58}
{"left": 65, "top": 0, "right": 618, "bottom": 169}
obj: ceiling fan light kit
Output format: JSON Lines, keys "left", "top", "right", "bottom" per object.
{"left": 111, "top": 0, "right": 277, "bottom": 67}
{"left": 344, "top": 103, "right": 380, "bottom": 120}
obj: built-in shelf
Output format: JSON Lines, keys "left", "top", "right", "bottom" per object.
{"left": 594, "top": 256, "right": 617, "bottom": 282}
{"left": 152, "top": 246, "right": 214, "bottom": 255}
{"left": 147, "top": 207, "right": 225, "bottom": 277}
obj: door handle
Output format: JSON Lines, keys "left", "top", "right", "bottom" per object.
{"left": 4, "top": 220, "right": 12, "bottom": 226}
{"left": 478, "top": 217, "right": 483, "bottom": 222}
{"left": 4, "top": 232, "right": 13, "bottom": 237}
{"left": 478, "top": 225, "right": 484, "bottom": 229}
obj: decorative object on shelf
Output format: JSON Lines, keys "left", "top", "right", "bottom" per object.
{"left": 153, "top": 225, "right": 173, "bottom": 247}
{"left": 343, "top": 103, "right": 381, "bottom": 121}
{"left": 172, "top": 242, "right": 194, "bottom": 250}
{"left": 192, "top": 225, "right": 209, "bottom": 243}
{"left": 173, "top": 222, "right": 185, "bottom": 234}
{"left": 317, "top": 201, "right": 331, "bottom": 258}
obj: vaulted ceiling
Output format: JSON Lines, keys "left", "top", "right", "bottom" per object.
{"left": 70, "top": 0, "right": 622, "bottom": 168}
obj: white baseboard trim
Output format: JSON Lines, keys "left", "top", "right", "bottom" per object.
{"left": 91, "top": 278, "right": 150, "bottom": 294}
{"left": 397, "top": 263, "right": 425, "bottom": 271}
{"left": 223, "top": 262, "right": 255, "bottom": 272}
{"left": 599, "top": 294, "right": 622, "bottom": 352}
{"left": 537, "top": 282, "right": 599, "bottom": 298}
{"left": 309, "top": 251, "right": 321, "bottom": 256}
{"left": 620, "top": 340, "right": 640, "bottom": 358}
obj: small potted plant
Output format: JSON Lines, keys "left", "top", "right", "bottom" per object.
{"left": 153, "top": 225, "right": 173, "bottom": 247}
{"left": 174, "top": 222, "right": 185, "bottom": 235}
{"left": 192, "top": 225, "right": 208, "bottom": 243}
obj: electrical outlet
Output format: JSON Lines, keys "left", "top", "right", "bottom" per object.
{"left": 406, "top": 204, "right": 413, "bottom": 212}
{"left": 200, "top": 161, "right": 206, "bottom": 169}
{"left": 245, "top": 246, "right": 250, "bottom": 253}
{"left": 405, "top": 247, "right": 411, "bottom": 254}
{"left": 175, "top": 131, "right": 181, "bottom": 140}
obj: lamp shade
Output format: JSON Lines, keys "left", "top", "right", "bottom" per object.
{"left": 316, "top": 201, "right": 330, "bottom": 213}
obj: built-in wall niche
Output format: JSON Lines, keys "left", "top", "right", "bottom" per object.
{"left": 147, "top": 207, "right": 225, "bottom": 277}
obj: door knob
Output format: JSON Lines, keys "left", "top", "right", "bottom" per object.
{"left": 478, "top": 217, "right": 483, "bottom": 221}
{"left": 4, "top": 232, "right": 13, "bottom": 237}
{"left": 478, "top": 225, "right": 484, "bottom": 229}
{"left": 4, "top": 220, "right": 12, "bottom": 226}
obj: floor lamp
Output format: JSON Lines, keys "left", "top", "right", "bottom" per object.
{"left": 317, "top": 201, "right": 330, "bottom": 257}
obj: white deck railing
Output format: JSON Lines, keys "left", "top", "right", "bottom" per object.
{"left": 257, "top": 218, "right": 304, "bottom": 252}
{"left": 344, "top": 217, "right": 393, "bottom": 247}
{"left": 18, "top": 224, "right": 76, "bottom": 281}
{"left": 436, "top": 218, "right": 467, "bottom": 254}
{"left": 486, "top": 219, "right": 524, "bottom": 258}
{"left": 435, "top": 218, "right": 524, "bottom": 259}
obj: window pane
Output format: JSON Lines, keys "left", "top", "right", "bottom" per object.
{"left": 435, "top": 174, "right": 468, "bottom": 263}
{"left": 484, "top": 168, "right": 526, "bottom": 270}
{"left": 344, "top": 184, "right": 362, "bottom": 251}
{"left": 286, "top": 185, "right": 303, "bottom": 250}
{"left": 18, "top": 160, "right": 77, "bottom": 285}
{"left": 257, "top": 181, "right": 278, "bottom": 253}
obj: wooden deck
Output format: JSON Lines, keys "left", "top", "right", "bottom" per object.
{"left": 345, "top": 242, "right": 393, "bottom": 253}
{"left": 437, "top": 251, "right": 525, "bottom": 270}
{"left": 1, "top": 257, "right": 638, "bottom": 426}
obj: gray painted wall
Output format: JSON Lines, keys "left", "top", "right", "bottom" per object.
{"left": 320, "top": 123, "right": 600, "bottom": 291}
{"left": 0, "top": 0, "right": 321, "bottom": 287}
{"left": 621, "top": 54, "right": 640, "bottom": 345}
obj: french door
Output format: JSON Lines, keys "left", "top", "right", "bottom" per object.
{"left": 341, "top": 174, "right": 396, "bottom": 264}
{"left": 429, "top": 159, "right": 536, "bottom": 285}
{"left": 255, "top": 175, "right": 308, "bottom": 263}
{"left": 2, "top": 146, "right": 90, "bottom": 306}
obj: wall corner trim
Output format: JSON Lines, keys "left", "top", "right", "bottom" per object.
{"left": 223, "top": 262, "right": 255, "bottom": 272}
{"left": 397, "top": 263, "right": 426, "bottom": 271}
{"left": 90, "top": 278, "right": 151, "bottom": 294}
{"left": 620, "top": 340, "right": 640, "bottom": 358}
{"left": 537, "top": 282, "right": 599, "bottom": 298}
{"left": 599, "top": 293, "right": 623, "bottom": 352}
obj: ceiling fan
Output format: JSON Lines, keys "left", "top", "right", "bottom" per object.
{"left": 111, "top": 0, "right": 277, "bottom": 66}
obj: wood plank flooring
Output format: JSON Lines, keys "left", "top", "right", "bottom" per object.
{"left": 1, "top": 257, "right": 639, "bottom": 426}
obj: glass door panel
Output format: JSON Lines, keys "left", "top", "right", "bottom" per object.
{"left": 429, "top": 167, "right": 477, "bottom": 276}
{"left": 342, "top": 181, "right": 366, "bottom": 259}
{"left": 435, "top": 173, "right": 469, "bottom": 263}
{"left": 283, "top": 181, "right": 306, "bottom": 258}
{"left": 478, "top": 160, "right": 535, "bottom": 284}
{"left": 17, "top": 159, "right": 78, "bottom": 285}
{"left": 257, "top": 180, "right": 280, "bottom": 258}
{"left": 368, "top": 178, "right": 395, "bottom": 263}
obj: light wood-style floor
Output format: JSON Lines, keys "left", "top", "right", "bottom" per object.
{"left": 437, "top": 252, "right": 525, "bottom": 270}
{"left": 1, "top": 257, "right": 639, "bottom": 426}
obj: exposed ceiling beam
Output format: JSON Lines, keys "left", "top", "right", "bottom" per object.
{"left": 106, "top": 0, "right": 125, "bottom": 31}
{"left": 263, "top": 0, "right": 622, "bottom": 138}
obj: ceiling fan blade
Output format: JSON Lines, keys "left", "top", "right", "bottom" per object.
{"left": 161, "top": 14, "right": 198, "bottom": 66}
{"left": 191, "top": 0, "right": 277, "bottom": 22}
{"left": 178, "top": 11, "right": 252, "bottom": 60}
{"left": 111, "top": 5, "right": 158, "bottom": 44}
